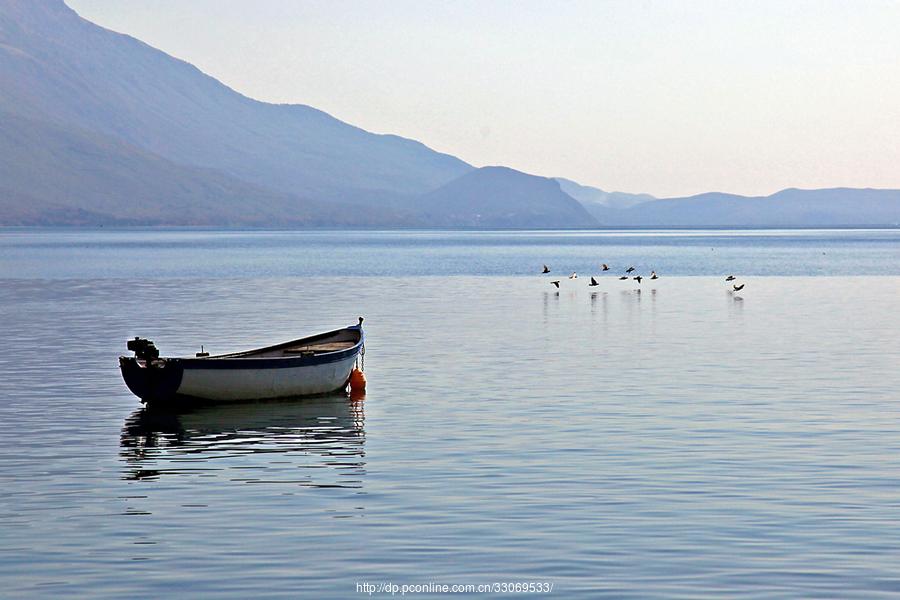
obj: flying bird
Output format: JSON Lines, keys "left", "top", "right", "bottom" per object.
{"left": 650, "top": 271, "right": 658, "bottom": 280}
{"left": 569, "top": 272, "right": 577, "bottom": 279}
{"left": 633, "top": 275, "right": 643, "bottom": 284}
{"left": 601, "top": 264, "right": 609, "bottom": 271}
{"left": 589, "top": 277, "right": 599, "bottom": 287}
{"left": 542, "top": 264, "right": 550, "bottom": 274}
{"left": 733, "top": 283, "right": 744, "bottom": 291}
{"left": 625, "top": 266, "right": 635, "bottom": 273}
{"left": 550, "top": 280, "right": 560, "bottom": 288}
{"left": 725, "top": 275, "right": 736, "bottom": 282}
{"left": 618, "top": 275, "right": 628, "bottom": 280}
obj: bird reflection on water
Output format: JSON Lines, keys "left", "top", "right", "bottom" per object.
{"left": 120, "top": 393, "right": 366, "bottom": 488}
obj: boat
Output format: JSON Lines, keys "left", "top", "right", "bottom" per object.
{"left": 119, "top": 318, "right": 365, "bottom": 403}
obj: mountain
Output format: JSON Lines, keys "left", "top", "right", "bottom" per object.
{"left": 0, "top": 0, "right": 471, "bottom": 225}
{"left": 0, "top": 111, "right": 432, "bottom": 226}
{"left": 1, "top": 1, "right": 898, "bottom": 228}
{"left": 0, "top": 111, "right": 303, "bottom": 225}
{"left": 555, "top": 178, "right": 656, "bottom": 214}
{"left": 554, "top": 178, "right": 899, "bottom": 227}
{"left": 416, "top": 166, "right": 598, "bottom": 228}
{"left": 602, "top": 188, "right": 900, "bottom": 227}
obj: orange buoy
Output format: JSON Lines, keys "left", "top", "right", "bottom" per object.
{"left": 349, "top": 367, "right": 367, "bottom": 392}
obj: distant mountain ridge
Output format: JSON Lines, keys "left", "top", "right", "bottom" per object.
{"left": 417, "top": 167, "right": 597, "bottom": 228}
{"left": 1, "top": 0, "right": 898, "bottom": 227}
{"left": 555, "top": 178, "right": 656, "bottom": 211}
{"left": 600, "top": 188, "right": 900, "bottom": 227}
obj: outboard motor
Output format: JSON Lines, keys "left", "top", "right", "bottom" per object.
{"left": 121, "top": 337, "right": 183, "bottom": 401}
{"left": 127, "top": 337, "right": 159, "bottom": 361}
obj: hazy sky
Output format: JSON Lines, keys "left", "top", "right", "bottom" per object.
{"left": 67, "top": 0, "right": 900, "bottom": 197}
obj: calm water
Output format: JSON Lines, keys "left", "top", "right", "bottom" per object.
{"left": 1, "top": 229, "right": 899, "bottom": 598}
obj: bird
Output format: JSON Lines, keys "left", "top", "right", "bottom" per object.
{"left": 733, "top": 283, "right": 744, "bottom": 291}
{"left": 589, "top": 277, "right": 599, "bottom": 287}
{"left": 650, "top": 271, "right": 658, "bottom": 280}
{"left": 618, "top": 275, "right": 628, "bottom": 280}
{"left": 542, "top": 264, "right": 550, "bottom": 274}
{"left": 569, "top": 272, "right": 577, "bottom": 279}
{"left": 633, "top": 275, "right": 643, "bottom": 284}
{"left": 550, "top": 280, "right": 560, "bottom": 288}
{"left": 601, "top": 264, "right": 609, "bottom": 271}
{"left": 625, "top": 266, "right": 635, "bottom": 273}
{"left": 725, "top": 275, "right": 736, "bottom": 282}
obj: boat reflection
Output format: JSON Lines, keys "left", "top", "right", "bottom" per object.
{"left": 120, "top": 393, "right": 365, "bottom": 488}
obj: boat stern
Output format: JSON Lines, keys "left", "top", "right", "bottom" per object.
{"left": 119, "top": 356, "right": 184, "bottom": 402}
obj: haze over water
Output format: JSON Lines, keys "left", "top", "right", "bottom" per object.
{"left": 1, "top": 229, "right": 899, "bottom": 598}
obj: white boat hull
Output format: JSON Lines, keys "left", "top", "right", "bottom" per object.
{"left": 176, "top": 353, "right": 358, "bottom": 401}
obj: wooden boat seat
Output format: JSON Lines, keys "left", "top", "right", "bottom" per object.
{"left": 282, "top": 341, "right": 356, "bottom": 355}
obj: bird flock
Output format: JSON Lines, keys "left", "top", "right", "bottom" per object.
{"left": 542, "top": 264, "right": 746, "bottom": 292}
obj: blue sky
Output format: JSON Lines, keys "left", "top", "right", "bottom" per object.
{"left": 68, "top": 0, "right": 900, "bottom": 197}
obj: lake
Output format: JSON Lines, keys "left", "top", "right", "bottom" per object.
{"left": 1, "top": 228, "right": 899, "bottom": 598}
